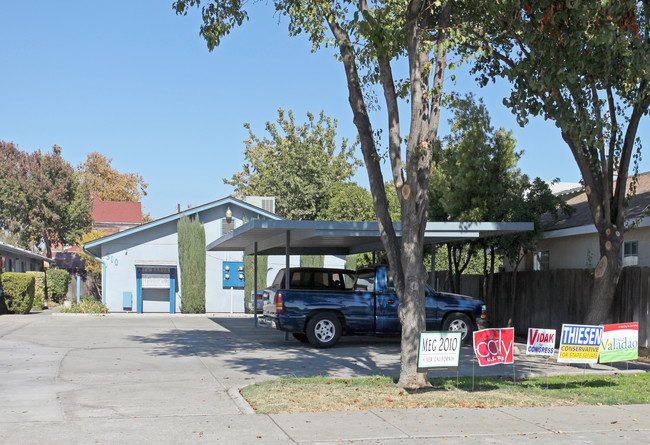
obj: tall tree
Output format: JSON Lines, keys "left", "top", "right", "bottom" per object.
{"left": 0, "top": 142, "right": 92, "bottom": 257}
{"left": 436, "top": 94, "right": 525, "bottom": 292}
{"left": 225, "top": 109, "right": 360, "bottom": 220}
{"left": 77, "top": 152, "right": 148, "bottom": 202}
{"left": 461, "top": 0, "right": 650, "bottom": 324}
{"left": 175, "top": 0, "right": 451, "bottom": 388}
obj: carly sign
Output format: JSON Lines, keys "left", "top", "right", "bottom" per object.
{"left": 599, "top": 322, "right": 639, "bottom": 363}
{"left": 526, "top": 328, "right": 556, "bottom": 356}
{"left": 558, "top": 324, "right": 603, "bottom": 363}
{"left": 473, "top": 328, "right": 514, "bottom": 367}
{"left": 417, "top": 332, "right": 462, "bottom": 371}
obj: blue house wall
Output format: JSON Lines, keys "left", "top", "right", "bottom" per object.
{"left": 85, "top": 198, "right": 281, "bottom": 313}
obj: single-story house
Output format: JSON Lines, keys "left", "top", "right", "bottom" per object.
{"left": 82, "top": 196, "right": 346, "bottom": 313}
{"left": 0, "top": 242, "right": 54, "bottom": 272}
{"left": 528, "top": 172, "right": 650, "bottom": 270}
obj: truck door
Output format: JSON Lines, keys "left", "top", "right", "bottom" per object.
{"left": 375, "top": 269, "right": 400, "bottom": 334}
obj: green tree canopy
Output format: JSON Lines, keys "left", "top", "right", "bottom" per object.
{"left": 0, "top": 141, "right": 92, "bottom": 257}
{"left": 460, "top": 0, "right": 650, "bottom": 324}
{"left": 77, "top": 152, "right": 148, "bottom": 202}
{"left": 225, "top": 109, "right": 361, "bottom": 220}
{"left": 429, "top": 95, "right": 568, "bottom": 294}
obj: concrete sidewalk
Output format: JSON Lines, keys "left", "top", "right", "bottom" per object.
{"left": 0, "top": 311, "right": 648, "bottom": 444}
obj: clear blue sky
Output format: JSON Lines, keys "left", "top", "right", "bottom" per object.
{"left": 2, "top": 1, "right": 648, "bottom": 220}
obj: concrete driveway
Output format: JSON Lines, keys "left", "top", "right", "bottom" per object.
{"left": 1, "top": 311, "right": 648, "bottom": 444}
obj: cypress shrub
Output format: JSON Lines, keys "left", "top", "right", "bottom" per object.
{"left": 177, "top": 215, "right": 206, "bottom": 313}
{"left": 300, "top": 255, "right": 324, "bottom": 268}
{"left": 46, "top": 268, "right": 69, "bottom": 303}
{"left": 0, "top": 272, "right": 35, "bottom": 314}
{"left": 26, "top": 271, "right": 45, "bottom": 308}
{"left": 244, "top": 255, "right": 268, "bottom": 312}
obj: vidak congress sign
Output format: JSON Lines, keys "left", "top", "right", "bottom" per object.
{"left": 558, "top": 324, "right": 603, "bottom": 363}
{"left": 526, "top": 328, "right": 556, "bottom": 356}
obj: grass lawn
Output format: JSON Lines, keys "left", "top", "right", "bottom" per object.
{"left": 241, "top": 372, "right": 650, "bottom": 414}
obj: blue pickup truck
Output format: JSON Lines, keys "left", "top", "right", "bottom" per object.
{"left": 260, "top": 265, "right": 488, "bottom": 348}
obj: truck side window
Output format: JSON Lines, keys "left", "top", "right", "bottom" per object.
{"left": 354, "top": 270, "right": 375, "bottom": 292}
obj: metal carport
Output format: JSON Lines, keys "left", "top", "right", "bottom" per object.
{"left": 206, "top": 219, "right": 534, "bottom": 325}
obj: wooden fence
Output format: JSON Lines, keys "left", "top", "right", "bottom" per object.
{"left": 435, "top": 268, "right": 649, "bottom": 347}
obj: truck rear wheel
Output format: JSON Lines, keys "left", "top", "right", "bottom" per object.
{"left": 442, "top": 312, "right": 473, "bottom": 344}
{"left": 306, "top": 312, "right": 342, "bottom": 348}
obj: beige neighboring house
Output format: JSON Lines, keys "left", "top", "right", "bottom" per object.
{"left": 526, "top": 173, "right": 650, "bottom": 271}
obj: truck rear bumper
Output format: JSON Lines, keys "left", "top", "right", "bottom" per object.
{"left": 258, "top": 314, "right": 306, "bottom": 333}
{"left": 257, "top": 316, "right": 277, "bottom": 329}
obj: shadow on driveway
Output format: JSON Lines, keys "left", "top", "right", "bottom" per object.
{"left": 125, "top": 317, "right": 403, "bottom": 379}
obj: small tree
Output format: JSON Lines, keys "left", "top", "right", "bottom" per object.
{"left": 225, "top": 109, "right": 361, "bottom": 220}
{"left": 77, "top": 152, "right": 148, "bottom": 202}
{"left": 177, "top": 215, "right": 206, "bottom": 313}
{"left": 78, "top": 230, "right": 105, "bottom": 297}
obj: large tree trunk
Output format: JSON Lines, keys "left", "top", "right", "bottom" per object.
{"left": 398, "top": 230, "right": 429, "bottom": 388}
{"left": 585, "top": 225, "right": 623, "bottom": 325}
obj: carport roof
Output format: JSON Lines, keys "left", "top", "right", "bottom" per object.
{"left": 206, "top": 220, "right": 534, "bottom": 256}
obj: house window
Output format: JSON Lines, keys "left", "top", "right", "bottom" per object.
{"left": 533, "top": 251, "right": 549, "bottom": 271}
{"left": 624, "top": 240, "right": 638, "bottom": 267}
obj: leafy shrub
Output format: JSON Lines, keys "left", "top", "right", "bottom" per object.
{"left": 60, "top": 299, "right": 108, "bottom": 314}
{"left": 46, "top": 268, "right": 69, "bottom": 303}
{"left": 26, "top": 271, "right": 45, "bottom": 309}
{"left": 0, "top": 272, "right": 35, "bottom": 314}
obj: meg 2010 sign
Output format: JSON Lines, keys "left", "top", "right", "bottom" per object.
{"left": 417, "top": 332, "right": 462, "bottom": 372}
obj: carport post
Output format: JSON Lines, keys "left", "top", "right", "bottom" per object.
{"left": 253, "top": 242, "right": 258, "bottom": 327}
{"left": 430, "top": 245, "right": 436, "bottom": 290}
{"left": 284, "top": 230, "right": 290, "bottom": 341}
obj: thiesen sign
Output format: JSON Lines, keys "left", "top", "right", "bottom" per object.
{"left": 558, "top": 324, "right": 603, "bottom": 363}
{"left": 417, "top": 332, "right": 462, "bottom": 372}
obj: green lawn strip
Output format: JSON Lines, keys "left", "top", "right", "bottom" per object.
{"left": 240, "top": 373, "right": 650, "bottom": 414}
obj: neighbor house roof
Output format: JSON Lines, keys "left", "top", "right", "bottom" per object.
{"left": 91, "top": 194, "right": 142, "bottom": 224}
{"left": 543, "top": 172, "right": 650, "bottom": 232}
{"left": 0, "top": 241, "right": 55, "bottom": 263}
{"left": 83, "top": 195, "right": 282, "bottom": 257}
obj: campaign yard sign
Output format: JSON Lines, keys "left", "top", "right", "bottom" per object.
{"left": 526, "top": 328, "right": 556, "bottom": 356}
{"left": 473, "top": 328, "right": 514, "bottom": 367}
{"left": 558, "top": 324, "right": 603, "bottom": 363}
{"left": 599, "top": 322, "right": 639, "bottom": 363}
{"left": 417, "top": 332, "right": 462, "bottom": 372}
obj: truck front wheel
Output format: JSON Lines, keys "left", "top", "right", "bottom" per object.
{"left": 306, "top": 312, "right": 342, "bottom": 348}
{"left": 442, "top": 312, "right": 473, "bottom": 344}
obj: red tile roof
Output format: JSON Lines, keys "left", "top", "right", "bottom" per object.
{"left": 91, "top": 194, "right": 142, "bottom": 224}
